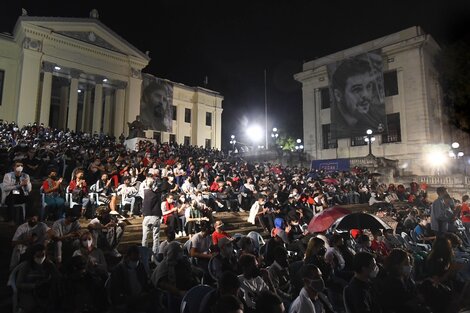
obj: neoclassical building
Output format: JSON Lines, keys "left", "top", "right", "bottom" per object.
{"left": 0, "top": 10, "right": 223, "bottom": 149}
{"left": 295, "top": 26, "right": 468, "bottom": 175}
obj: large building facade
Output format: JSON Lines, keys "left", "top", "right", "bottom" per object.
{"left": 295, "top": 26, "right": 468, "bottom": 175}
{"left": 0, "top": 11, "right": 223, "bottom": 149}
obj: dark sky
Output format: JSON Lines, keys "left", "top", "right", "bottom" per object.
{"left": 2, "top": 0, "right": 470, "bottom": 148}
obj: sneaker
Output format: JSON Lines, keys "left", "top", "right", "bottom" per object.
{"left": 175, "top": 232, "right": 181, "bottom": 238}
{"left": 239, "top": 208, "right": 246, "bottom": 213}
{"left": 182, "top": 231, "right": 187, "bottom": 237}
{"left": 177, "top": 231, "right": 183, "bottom": 237}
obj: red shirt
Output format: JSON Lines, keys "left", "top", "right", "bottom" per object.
{"left": 212, "top": 230, "right": 230, "bottom": 245}
{"left": 461, "top": 202, "right": 470, "bottom": 223}
{"left": 371, "top": 239, "right": 390, "bottom": 256}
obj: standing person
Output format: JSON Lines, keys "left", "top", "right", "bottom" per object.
{"left": 431, "top": 187, "right": 453, "bottom": 236}
{"left": 141, "top": 178, "right": 163, "bottom": 260}
{"left": 343, "top": 252, "right": 381, "bottom": 313}
{"left": 461, "top": 195, "right": 470, "bottom": 239}
{"left": 2, "top": 161, "right": 33, "bottom": 224}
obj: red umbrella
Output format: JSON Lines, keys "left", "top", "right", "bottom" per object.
{"left": 308, "top": 206, "right": 351, "bottom": 233}
{"left": 322, "top": 178, "right": 339, "bottom": 185}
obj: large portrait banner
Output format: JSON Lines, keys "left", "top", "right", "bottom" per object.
{"left": 140, "top": 75, "right": 173, "bottom": 132}
{"left": 327, "top": 50, "right": 387, "bottom": 139}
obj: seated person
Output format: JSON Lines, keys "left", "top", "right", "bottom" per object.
{"left": 268, "top": 246, "right": 293, "bottom": 304}
{"left": 209, "top": 237, "right": 238, "bottom": 281}
{"left": 413, "top": 214, "right": 436, "bottom": 244}
{"left": 88, "top": 206, "right": 125, "bottom": 258}
{"left": 15, "top": 244, "right": 61, "bottom": 313}
{"left": 256, "top": 290, "right": 286, "bottom": 313}
{"left": 50, "top": 207, "right": 81, "bottom": 264}
{"left": 355, "top": 234, "right": 373, "bottom": 254}
{"left": 91, "top": 173, "right": 117, "bottom": 212}
{"left": 343, "top": 252, "right": 381, "bottom": 313}
{"left": 238, "top": 253, "right": 275, "bottom": 310}
{"left": 152, "top": 241, "right": 198, "bottom": 312}
{"left": 185, "top": 199, "right": 209, "bottom": 238}
{"left": 73, "top": 231, "right": 108, "bottom": 277}
{"left": 190, "top": 221, "right": 214, "bottom": 275}
{"left": 157, "top": 229, "right": 176, "bottom": 262}
{"left": 370, "top": 229, "right": 390, "bottom": 261}
{"left": 2, "top": 161, "right": 33, "bottom": 224}
{"left": 161, "top": 193, "right": 183, "bottom": 235}
{"left": 199, "top": 271, "right": 246, "bottom": 313}
{"left": 68, "top": 169, "right": 90, "bottom": 219}
{"left": 10, "top": 214, "right": 51, "bottom": 270}
{"left": 41, "top": 168, "right": 65, "bottom": 221}
{"left": 289, "top": 264, "right": 330, "bottom": 313}
{"left": 116, "top": 176, "right": 139, "bottom": 217}
{"left": 108, "top": 245, "right": 155, "bottom": 313}
{"left": 212, "top": 220, "right": 232, "bottom": 246}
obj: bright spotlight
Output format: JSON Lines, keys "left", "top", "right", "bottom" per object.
{"left": 452, "top": 142, "right": 460, "bottom": 149}
{"left": 296, "top": 138, "right": 301, "bottom": 144}
{"left": 246, "top": 125, "right": 263, "bottom": 143}
{"left": 426, "top": 152, "right": 448, "bottom": 168}
{"left": 366, "top": 129, "right": 373, "bottom": 135}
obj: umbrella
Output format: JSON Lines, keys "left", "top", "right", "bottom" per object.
{"left": 332, "top": 212, "right": 391, "bottom": 231}
{"left": 369, "top": 172, "right": 382, "bottom": 177}
{"left": 308, "top": 206, "right": 351, "bottom": 233}
{"left": 322, "top": 178, "right": 339, "bottom": 185}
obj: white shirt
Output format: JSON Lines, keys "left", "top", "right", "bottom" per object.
{"left": 324, "top": 247, "right": 345, "bottom": 270}
{"left": 289, "top": 287, "right": 316, "bottom": 313}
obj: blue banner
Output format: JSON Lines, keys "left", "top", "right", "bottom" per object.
{"left": 311, "top": 158, "right": 350, "bottom": 172}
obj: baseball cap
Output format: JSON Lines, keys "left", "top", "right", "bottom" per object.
{"left": 214, "top": 220, "right": 224, "bottom": 229}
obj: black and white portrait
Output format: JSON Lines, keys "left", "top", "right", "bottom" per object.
{"left": 140, "top": 76, "right": 173, "bottom": 132}
{"left": 327, "top": 50, "right": 387, "bottom": 139}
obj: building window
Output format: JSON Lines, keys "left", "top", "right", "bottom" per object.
{"left": 320, "top": 88, "right": 330, "bottom": 109}
{"left": 205, "top": 139, "right": 211, "bottom": 149}
{"left": 184, "top": 136, "right": 190, "bottom": 146}
{"left": 351, "top": 136, "right": 367, "bottom": 147}
{"left": 322, "top": 124, "right": 338, "bottom": 149}
{"left": 382, "top": 113, "right": 401, "bottom": 143}
{"left": 153, "top": 132, "right": 161, "bottom": 143}
{"left": 172, "top": 106, "right": 177, "bottom": 121}
{"left": 384, "top": 70, "right": 398, "bottom": 97}
{"left": 169, "top": 134, "right": 176, "bottom": 143}
{"left": 206, "top": 112, "right": 212, "bottom": 126}
{"left": 0, "top": 70, "right": 4, "bottom": 106}
{"left": 184, "top": 108, "right": 191, "bottom": 123}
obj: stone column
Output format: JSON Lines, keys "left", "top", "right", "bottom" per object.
{"left": 58, "top": 83, "right": 69, "bottom": 130}
{"left": 67, "top": 69, "right": 81, "bottom": 131}
{"left": 39, "top": 61, "right": 54, "bottom": 126}
{"left": 81, "top": 86, "right": 93, "bottom": 132}
{"left": 17, "top": 37, "right": 42, "bottom": 127}
{"left": 125, "top": 68, "right": 143, "bottom": 136}
{"left": 113, "top": 81, "right": 127, "bottom": 137}
{"left": 92, "top": 79, "right": 104, "bottom": 134}
{"left": 102, "top": 88, "right": 113, "bottom": 134}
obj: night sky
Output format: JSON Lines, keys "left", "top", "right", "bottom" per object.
{"left": 1, "top": 0, "right": 469, "bottom": 148}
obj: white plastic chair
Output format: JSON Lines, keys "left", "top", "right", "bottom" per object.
{"left": 0, "top": 183, "right": 26, "bottom": 222}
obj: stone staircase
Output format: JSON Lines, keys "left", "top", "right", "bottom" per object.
{"left": 80, "top": 211, "right": 265, "bottom": 253}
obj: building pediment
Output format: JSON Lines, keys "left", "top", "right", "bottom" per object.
{"left": 14, "top": 16, "right": 150, "bottom": 61}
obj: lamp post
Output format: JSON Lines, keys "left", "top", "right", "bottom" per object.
{"left": 271, "top": 127, "right": 279, "bottom": 149}
{"left": 449, "top": 141, "right": 464, "bottom": 173}
{"left": 229, "top": 135, "right": 236, "bottom": 152}
{"left": 364, "top": 129, "right": 376, "bottom": 156}
{"left": 295, "top": 139, "right": 304, "bottom": 166}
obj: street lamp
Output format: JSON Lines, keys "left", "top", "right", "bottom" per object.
{"left": 229, "top": 135, "right": 236, "bottom": 152}
{"left": 295, "top": 139, "right": 304, "bottom": 166}
{"left": 271, "top": 127, "right": 279, "bottom": 149}
{"left": 364, "top": 129, "right": 376, "bottom": 156}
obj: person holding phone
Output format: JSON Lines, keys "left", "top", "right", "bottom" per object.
{"left": 2, "top": 161, "right": 33, "bottom": 224}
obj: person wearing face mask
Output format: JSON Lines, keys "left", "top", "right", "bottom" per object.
{"left": 68, "top": 169, "right": 90, "bottom": 219}
{"left": 10, "top": 214, "right": 52, "bottom": 270}
{"left": 15, "top": 244, "right": 60, "bottom": 313}
{"left": 153, "top": 241, "right": 198, "bottom": 312}
{"left": 41, "top": 168, "right": 65, "bottom": 221}
{"left": 370, "top": 229, "right": 390, "bottom": 260}
{"left": 209, "top": 237, "right": 239, "bottom": 281}
{"left": 73, "top": 231, "right": 107, "bottom": 275}
{"left": 304, "top": 237, "right": 332, "bottom": 285}
{"left": 268, "top": 246, "right": 294, "bottom": 305}
{"left": 91, "top": 173, "right": 117, "bottom": 211}
{"left": 238, "top": 253, "right": 276, "bottom": 310}
{"left": 108, "top": 245, "right": 156, "bottom": 312}
{"left": 212, "top": 220, "right": 233, "bottom": 246}
{"left": 50, "top": 208, "right": 81, "bottom": 264}
{"left": 289, "top": 264, "right": 328, "bottom": 313}
{"left": 343, "top": 252, "right": 381, "bottom": 313}
{"left": 2, "top": 161, "right": 33, "bottom": 224}
{"left": 161, "top": 193, "right": 183, "bottom": 235}
{"left": 380, "top": 248, "right": 426, "bottom": 313}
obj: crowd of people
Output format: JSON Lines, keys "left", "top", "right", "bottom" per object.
{"left": 2, "top": 121, "right": 470, "bottom": 313}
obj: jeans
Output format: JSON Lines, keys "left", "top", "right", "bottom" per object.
{"left": 142, "top": 216, "right": 161, "bottom": 255}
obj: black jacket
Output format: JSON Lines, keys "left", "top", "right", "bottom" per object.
{"left": 141, "top": 189, "right": 162, "bottom": 217}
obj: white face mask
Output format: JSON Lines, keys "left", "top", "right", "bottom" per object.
{"left": 16, "top": 166, "right": 23, "bottom": 172}
{"left": 82, "top": 239, "right": 93, "bottom": 248}
{"left": 34, "top": 256, "right": 46, "bottom": 265}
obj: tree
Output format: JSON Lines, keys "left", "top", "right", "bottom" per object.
{"left": 277, "top": 135, "right": 296, "bottom": 151}
{"left": 435, "top": 39, "right": 470, "bottom": 133}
